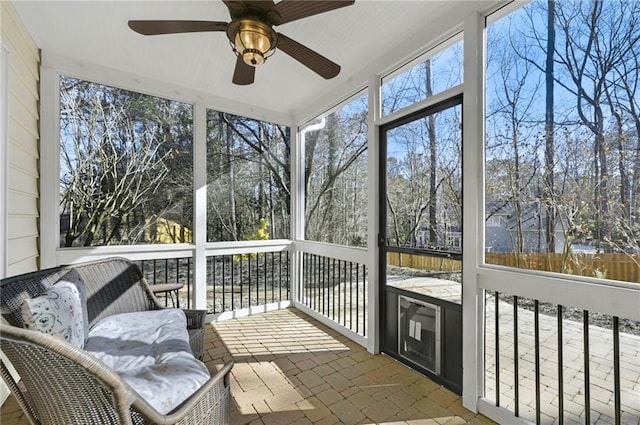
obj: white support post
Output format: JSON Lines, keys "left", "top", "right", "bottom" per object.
{"left": 0, "top": 45, "right": 8, "bottom": 278}
{"left": 462, "top": 12, "right": 486, "bottom": 412}
{"left": 290, "top": 126, "right": 302, "bottom": 305}
{"left": 39, "top": 56, "right": 60, "bottom": 268}
{"left": 193, "top": 102, "right": 208, "bottom": 310}
{"left": 366, "top": 74, "right": 381, "bottom": 354}
{"left": 293, "top": 118, "right": 326, "bottom": 308}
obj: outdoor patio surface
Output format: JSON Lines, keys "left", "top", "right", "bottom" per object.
{"left": 485, "top": 297, "right": 640, "bottom": 425}
{"left": 1, "top": 308, "right": 496, "bottom": 425}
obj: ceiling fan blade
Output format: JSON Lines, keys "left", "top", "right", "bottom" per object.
{"left": 232, "top": 56, "right": 256, "bottom": 85}
{"left": 277, "top": 33, "right": 340, "bottom": 79}
{"left": 274, "top": 1, "right": 355, "bottom": 25}
{"left": 128, "top": 20, "right": 228, "bottom": 36}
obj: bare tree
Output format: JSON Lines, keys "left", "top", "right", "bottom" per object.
{"left": 60, "top": 82, "right": 170, "bottom": 246}
{"left": 425, "top": 59, "right": 438, "bottom": 245}
{"left": 304, "top": 97, "right": 368, "bottom": 246}
{"left": 206, "top": 110, "right": 290, "bottom": 241}
{"left": 545, "top": 0, "right": 638, "bottom": 251}
{"left": 543, "top": 0, "right": 557, "bottom": 253}
{"left": 486, "top": 26, "right": 542, "bottom": 256}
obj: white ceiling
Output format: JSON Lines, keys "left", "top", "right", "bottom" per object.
{"left": 13, "top": 0, "right": 494, "bottom": 122}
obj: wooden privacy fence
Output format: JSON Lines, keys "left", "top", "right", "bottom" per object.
{"left": 388, "top": 252, "right": 640, "bottom": 283}
{"left": 486, "top": 252, "right": 640, "bottom": 283}
{"left": 387, "top": 252, "right": 462, "bottom": 272}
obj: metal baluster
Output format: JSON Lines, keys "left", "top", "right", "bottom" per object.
{"left": 343, "top": 260, "right": 347, "bottom": 328}
{"left": 362, "top": 264, "right": 366, "bottom": 337}
{"left": 187, "top": 258, "right": 191, "bottom": 310}
{"left": 355, "top": 263, "right": 360, "bottom": 334}
{"left": 303, "top": 253, "right": 307, "bottom": 307}
{"left": 558, "top": 305, "right": 564, "bottom": 425}
{"left": 583, "top": 310, "right": 590, "bottom": 424}
{"left": 230, "top": 254, "right": 234, "bottom": 311}
{"left": 332, "top": 257, "right": 336, "bottom": 321}
{"left": 333, "top": 260, "right": 342, "bottom": 324}
{"left": 278, "top": 251, "right": 282, "bottom": 302}
{"left": 534, "top": 300, "right": 540, "bottom": 425}
{"left": 307, "top": 253, "right": 312, "bottom": 308}
{"left": 255, "top": 253, "right": 259, "bottom": 306}
{"left": 214, "top": 257, "right": 219, "bottom": 313}
{"left": 286, "top": 250, "right": 290, "bottom": 299}
{"left": 164, "top": 258, "right": 168, "bottom": 283}
{"left": 613, "top": 316, "right": 620, "bottom": 425}
{"left": 263, "top": 252, "right": 267, "bottom": 305}
{"left": 222, "top": 256, "right": 226, "bottom": 311}
{"left": 175, "top": 258, "right": 180, "bottom": 307}
{"left": 315, "top": 254, "right": 319, "bottom": 311}
{"left": 495, "top": 291, "right": 500, "bottom": 408}
{"left": 304, "top": 253, "right": 308, "bottom": 308}
{"left": 349, "top": 262, "right": 353, "bottom": 330}
{"left": 239, "top": 256, "right": 244, "bottom": 308}
{"left": 514, "top": 295, "right": 519, "bottom": 417}
{"left": 271, "top": 252, "right": 275, "bottom": 303}
{"left": 321, "top": 255, "right": 326, "bottom": 316}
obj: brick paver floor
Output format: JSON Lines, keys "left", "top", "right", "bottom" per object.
{"left": 1, "top": 308, "right": 495, "bottom": 425}
{"left": 484, "top": 296, "right": 640, "bottom": 425}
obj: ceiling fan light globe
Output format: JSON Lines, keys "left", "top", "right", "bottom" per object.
{"left": 233, "top": 19, "right": 276, "bottom": 67}
{"left": 242, "top": 50, "right": 265, "bottom": 66}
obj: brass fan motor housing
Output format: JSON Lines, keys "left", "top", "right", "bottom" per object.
{"left": 227, "top": 17, "right": 278, "bottom": 66}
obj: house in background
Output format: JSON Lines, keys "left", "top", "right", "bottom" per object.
{"left": 485, "top": 200, "right": 567, "bottom": 254}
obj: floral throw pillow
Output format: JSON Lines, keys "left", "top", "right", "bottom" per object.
{"left": 21, "top": 271, "right": 87, "bottom": 348}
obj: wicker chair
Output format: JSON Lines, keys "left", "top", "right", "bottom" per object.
{"left": 0, "top": 257, "right": 233, "bottom": 425}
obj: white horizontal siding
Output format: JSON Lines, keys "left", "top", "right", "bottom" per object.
{"left": 8, "top": 117, "right": 38, "bottom": 156}
{"left": 2, "top": 0, "right": 40, "bottom": 277}
{"left": 7, "top": 216, "right": 37, "bottom": 240}
{"left": 8, "top": 99, "right": 38, "bottom": 138}
{"left": 6, "top": 142, "right": 37, "bottom": 174}
{"left": 4, "top": 256, "right": 38, "bottom": 278}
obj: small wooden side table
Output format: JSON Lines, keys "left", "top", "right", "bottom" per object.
{"left": 150, "top": 283, "right": 184, "bottom": 308}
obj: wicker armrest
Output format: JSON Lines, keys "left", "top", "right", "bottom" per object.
{"left": 183, "top": 309, "right": 207, "bottom": 330}
{"left": 132, "top": 360, "right": 234, "bottom": 425}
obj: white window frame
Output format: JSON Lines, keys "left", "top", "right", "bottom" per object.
{"left": 0, "top": 44, "right": 9, "bottom": 279}
{"left": 39, "top": 52, "right": 295, "bottom": 313}
{"left": 476, "top": 1, "right": 640, "bottom": 422}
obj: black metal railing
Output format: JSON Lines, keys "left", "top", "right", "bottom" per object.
{"left": 484, "top": 290, "right": 639, "bottom": 425}
{"left": 301, "top": 253, "right": 368, "bottom": 337}
{"left": 206, "top": 251, "right": 290, "bottom": 314}
{"left": 135, "top": 257, "right": 193, "bottom": 309}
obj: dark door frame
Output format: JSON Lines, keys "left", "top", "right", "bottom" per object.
{"left": 378, "top": 93, "right": 464, "bottom": 391}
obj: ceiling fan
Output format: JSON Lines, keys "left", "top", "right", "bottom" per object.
{"left": 128, "top": 0, "right": 355, "bottom": 85}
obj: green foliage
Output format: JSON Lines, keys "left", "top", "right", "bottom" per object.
{"left": 233, "top": 219, "right": 271, "bottom": 261}
{"left": 247, "top": 218, "right": 271, "bottom": 241}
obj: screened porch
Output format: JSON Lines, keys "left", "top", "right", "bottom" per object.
{"left": 1, "top": 1, "right": 639, "bottom": 424}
